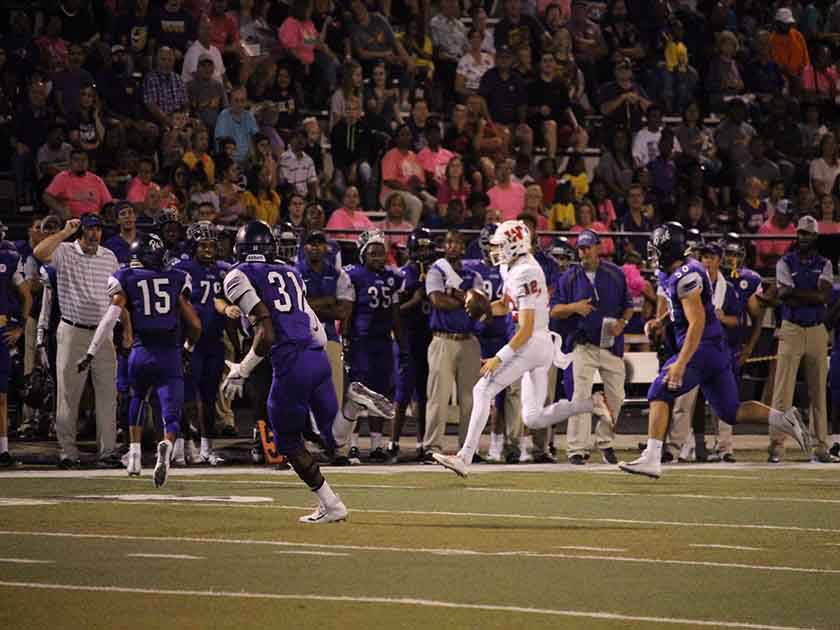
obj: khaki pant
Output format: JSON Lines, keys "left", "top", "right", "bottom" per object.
{"left": 22, "top": 316, "right": 37, "bottom": 421}
{"left": 566, "top": 344, "right": 625, "bottom": 456}
{"left": 423, "top": 335, "right": 481, "bottom": 452}
{"left": 670, "top": 386, "right": 699, "bottom": 456}
{"left": 55, "top": 321, "right": 117, "bottom": 460}
{"left": 326, "top": 339, "right": 343, "bottom": 407}
{"left": 770, "top": 321, "right": 828, "bottom": 456}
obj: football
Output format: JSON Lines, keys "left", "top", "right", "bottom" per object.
{"left": 465, "top": 288, "right": 491, "bottom": 320}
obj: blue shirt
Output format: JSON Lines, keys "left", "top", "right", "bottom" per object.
{"left": 346, "top": 264, "right": 403, "bottom": 340}
{"left": 214, "top": 107, "right": 258, "bottom": 164}
{"left": 657, "top": 257, "right": 724, "bottom": 347}
{"left": 777, "top": 249, "right": 834, "bottom": 326}
{"left": 399, "top": 261, "right": 432, "bottom": 337}
{"left": 173, "top": 258, "right": 228, "bottom": 351}
{"left": 728, "top": 266, "right": 763, "bottom": 348}
{"left": 296, "top": 258, "right": 350, "bottom": 343}
{"left": 555, "top": 261, "right": 632, "bottom": 356}
{"left": 425, "top": 259, "right": 483, "bottom": 335}
{"left": 464, "top": 258, "right": 508, "bottom": 340}
{"left": 534, "top": 249, "right": 561, "bottom": 296}
{"left": 104, "top": 234, "right": 134, "bottom": 266}
{"left": 110, "top": 266, "right": 191, "bottom": 347}
{"left": 0, "top": 248, "right": 21, "bottom": 322}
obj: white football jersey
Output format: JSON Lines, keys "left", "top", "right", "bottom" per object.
{"left": 503, "top": 254, "right": 550, "bottom": 333}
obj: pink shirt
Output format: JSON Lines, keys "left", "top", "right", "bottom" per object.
{"left": 570, "top": 221, "right": 615, "bottom": 257}
{"left": 326, "top": 207, "right": 375, "bottom": 240}
{"left": 45, "top": 170, "right": 113, "bottom": 218}
{"left": 436, "top": 180, "right": 471, "bottom": 210}
{"left": 490, "top": 182, "right": 527, "bottom": 221}
{"left": 380, "top": 148, "right": 425, "bottom": 199}
{"left": 755, "top": 219, "right": 796, "bottom": 269}
{"left": 278, "top": 17, "right": 319, "bottom": 65}
{"left": 416, "top": 147, "right": 455, "bottom": 185}
{"left": 818, "top": 220, "right": 840, "bottom": 234}
{"left": 622, "top": 263, "right": 647, "bottom": 297}
{"left": 126, "top": 177, "right": 155, "bottom": 204}
{"left": 379, "top": 218, "right": 414, "bottom": 250}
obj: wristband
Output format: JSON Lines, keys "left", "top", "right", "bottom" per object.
{"left": 496, "top": 344, "right": 515, "bottom": 364}
{"left": 239, "top": 346, "right": 264, "bottom": 378}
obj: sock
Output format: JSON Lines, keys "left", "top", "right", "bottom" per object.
{"left": 350, "top": 433, "right": 359, "bottom": 448}
{"left": 370, "top": 432, "right": 382, "bottom": 450}
{"left": 0, "top": 437, "right": 7, "bottom": 453}
{"left": 416, "top": 441, "right": 423, "bottom": 451}
{"left": 315, "top": 479, "right": 340, "bottom": 507}
{"left": 200, "top": 437, "right": 211, "bottom": 453}
{"left": 645, "top": 438, "right": 663, "bottom": 461}
{"left": 518, "top": 435, "right": 533, "bottom": 453}
{"left": 174, "top": 437, "right": 184, "bottom": 454}
{"left": 489, "top": 433, "right": 503, "bottom": 454}
{"left": 129, "top": 442, "right": 141, "bottom": 456}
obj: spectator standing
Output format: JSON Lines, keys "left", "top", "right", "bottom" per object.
{"left": 330, "top": 97, "right": 374, "bottom": 203}
{"left": 182, "top": 18, "right": 227, "bottom": 83}
{"left": 769, "top": 8, "right": 810, "bottom": 82}
{"left": 455, "top": 28, "right": 495, "bottom": 98}
{"left": 430, "top": 0, "right": 468, "bottom": 100}
{"left": 489, "top": 159, "right": 526, "bottom": 221}
{"left": 33, "top": 215, "right": 121, "bottom": 469}
{"left": 152, "top": 0, "right": 196, "bottom": 55}
{"left": 770, "top": 216, "right": 835, "bottom": 463}
{"left": 43, "top": 150, "right": 113, "bottom": 220}
{"left": 214, "top": 87, "right": 258, "bottom": 166}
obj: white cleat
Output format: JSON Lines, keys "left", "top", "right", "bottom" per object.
{"left": 153, "top": 440, "right": 173, "bottom": 488}
{"left": 185, "top": 440, "right": 201, "bottom": 464}
{"left": 346, "top": 381, "right": 396, "bottom": 419}
{"left": 618, "top": 456, "right": 661, "bottom": 479}
{"left": 592, "top": 391, "right": 614, "bottom": 425}
{"left": 197, "top": 451, "right": 225, "bottom": 466}
{"left": 432, "top": 452, "right": 469, "bottom": 478}
{"left": 485, "top": 450, "right": 504, "bottom": 464}
{"left": 771, "top": 408, "right": 811, "bottom": 453}
{"left": 171, "top": 438, "right": 185, "bottom": 467}
{"left": 518, "top": 450, "right": 534, "bottom": 463}
{"left": 127, "top": 451, "right": 141, "bottom": 477}
{"left": 299, "top": 501, "right": 348, "bottom": 524}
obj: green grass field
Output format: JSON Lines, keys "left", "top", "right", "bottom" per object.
{"left": 0, "top": 460, "right": 838, "bottom": 629}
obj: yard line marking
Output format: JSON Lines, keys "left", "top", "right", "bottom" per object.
{"left": 0, "top": 581, "right": 816, "bottom": 630}
{"left": 1, "top": 529, "right": 836, "bottom": 576}
{"left": 467, "top": 486, "right": 840, "bottom": 505}
{"left": 554, "top": 546, "right": 627, "bottom": 552}
{"left": 0, "top": 498, "right": 59, "bottom": 506}
{"left": 0, "top": 558, "right": 53, "bottom": 564}
{"left": 73, "top": 494, "right": 274, "bottom": 504}
{"left": 273, "top": 550, "right": 350, "bottom": 557}
{"left": 142, "top": 479, "right": 422, "bottom": 490}
{"left": 689, "top": 544, "right": 764, "bottom": 552}
{"left": 127, "top": 553, "right": 204, "bottom": 560}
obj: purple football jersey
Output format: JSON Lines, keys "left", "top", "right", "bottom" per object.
{"left": 110, "top": 266, "right": 191, "bottom": 345}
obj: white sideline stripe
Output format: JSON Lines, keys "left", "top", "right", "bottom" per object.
{"left": 555, "top": 546, "right": 627, "bottom": 552}
{"left": 467, "top": 486, "right": 840, "bottom": 505}
{"left": 0, "top": 498, "right": 59, "bottom": 506}
{"left": 0, "top": 558, "right": 53, "bottom": 564}
{"left": 273, "top": 550, "right": 350, "bottom": 557}
{"left": 689, "top": 544, "right": 764, "bottom": 552}
{"left": 152, "top": 479, "right": 422, "bottom": 490}
{"left": 1, "top": 529, "right": 836, "bottom": 577}
{"left": 127, "top": 553, "right": 204, "bottom": 560}
{"left": 13, "top": 498, "right": 840, "bottom": 537}
{"left": 0, "top": 581, "right": 816, "bottom": 630}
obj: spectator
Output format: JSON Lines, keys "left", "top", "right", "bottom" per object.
{"left": 478, "top": 45, "right": 529, "bottom": 134}
{"left": 183, "top": 17, "right": 227, "bottom": 84}
{"left": 596, "top": 126, "right": 634, "bottom": 199}
{"left": 329, "top": 60, "right": 363, "bottom": 130}
{"left": 126, "top": 157, "right": 157, "bottom": 206}
{"left": 279, "top": 128, "right": 319, "bottom": 199}
{"left": 800, "top": 45, "right": 838, "bottom": 105}
{"left": 330, "top": 96, "right": 374, "bottom": 203}
{"left": 183, "top": 127, "right": 216, "bottom": 184}
{"left": 737, "top": 135, "right": 781, "bottom": 196}
{"left": 737, "top": 177, "right": 768, "bottom": 234}
{"left": 602, "top": 0, "right": 645, "bottom": 63}
{"left": 817, "top": 194, "right": 840, "bottom": 234}
{"left": 430, "top": 0, "right": 468, "bottom": 100}
{"left": 570, "top": 199, "right": 615, "bottom": 258}
{"left": 51, "top": 43, "right": 94, "bottom": 119}
{"left": 37, "top": 125, "right": 73, "bottom": 190}
{"left": 187, "top": 53, "right": 228, "bottom": 131}
{"left": 489, "top": 158, "right": 526, "bottom": 221}
{"left": 268, "top": 64, "right": 304, "bottom": 135}
{"left": 278, "top": 0, "right": 339, "bottom": 102}
{"left": 436, "top": 155, "right": 471, "bottom": 216}
{"left": 326, "top": 186, "right": 375, "bottom": 240}
{"left": 568, "top": 0, "right": 608, "bottom": 78}
{"left": 417, "top": 120, "right": 454, "bottom": 191}
{"left": 43, "top": 150, "right": 113, "bottom": 220}
{"left": 809, "top": 133, "right": 840, "bottom": 196}
{"left": 32, "top": 215, "right": 121, "bottom": 469}
{"left": 755, "top": 200, "right": 796, "bottom": 272}
{"left": 744, "top": 29, "right": 785, "bottom": 101}
{"left": 598, "top": 56, "right": 651, "bottom": 132}
{"left": 152, "top": 0, "right": 196, "bottom": 55}
{"left": 243, "top": 162, "right": 282, "bottom": 225}
{"left": 455, "top": 28, "right": 494, "bottom": 98}
{"left": 214, "top": 87, "right": 258, "bottom": 165}
{"left": 379, "top": 192, "right": 415, "bottom": 254}
{"left": 704, "top": 30, "right": 744, "bottom": 112}
{"left": 769, "top": 8, "right": 810, "bottom": 82}
{"left": 528, "top": 51, "right": 587, "bottom": 158}
{"left": 494, "top": 0, "right": 545, "bottom": 60}
{"left": 380, "top": 125, "right": 427, "bottom": 225}
{"left": 143, "top": 46, "right": 189, "bottom": 128}
{"left": 618, "top": 183, "right": 653, "bottom": 259}
{"left": 632, "top": 104, "right": 680, "bottom": 167}
{"left": 207, "top": 0, "right": 242, "bottom": 55}
{"left": 214, "top": 155, "right": 249, "bottom": 225}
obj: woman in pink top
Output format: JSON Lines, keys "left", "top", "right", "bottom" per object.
{"left": 126, "top": 157, "right": 157, "bottom": 204}
{"left": 569, "top": 199, "right": 615, "bottom": 258}
{"left": 436, "top": 155, "right": 471, "bottom": 216}
{"left": 278, "top": 0, "right": 339, "bottom": 93}
{"left": 326, "top": 186, "right": 374, "bottom": 240}
{"left": 818, "top": 193, "right": 840, "bottom": 234}
{"left": 380, "top": 193, "right": 414, "bottom": 264}
{"left": 380, "top": 124, "right": 426, "bottom": 224}
{"left": 755, "top": 204, "right": 796, "bottom": 271}
{"left": 521, "top": 183, "right": 552, "bottom": 249}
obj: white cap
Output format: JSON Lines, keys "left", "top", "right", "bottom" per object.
{"left": 775, "top": 8, "right": 795, "bottom": 24}
{"left": 796, "top": 215, "right": 818, "bottom": 234}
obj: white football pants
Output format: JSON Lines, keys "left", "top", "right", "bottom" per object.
{"left": 459, "top": 332, "right": 593, "bottom": 463}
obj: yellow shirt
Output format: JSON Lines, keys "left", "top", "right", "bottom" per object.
{"left": 182, "top": 152, "right": 215, "bottom": 184}
{"left": 665, "top": 40, "right": 688, "bottom": 72}
{"left": 243, "top": 190, "right": 281, "bottom": 226}
{"left": 548, "top": 202, "right": 575, "bottom": 230}
{"left": 560, "top": 173, "right": 589, "bottom": 200}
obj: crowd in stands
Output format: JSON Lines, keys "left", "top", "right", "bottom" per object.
{"left": 3, "top": 0, "right": 840, "bottom": 467}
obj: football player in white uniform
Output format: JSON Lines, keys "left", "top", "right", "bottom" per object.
{"left": 433, "top": 221, "right": 611, "bottom": 477}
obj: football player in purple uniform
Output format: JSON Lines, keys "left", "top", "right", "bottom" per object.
{"left": 619, "top": 222, "right": 810, "bottom": 479}
{"left": 78, "top": 233, "right": 201, "bottom": 487}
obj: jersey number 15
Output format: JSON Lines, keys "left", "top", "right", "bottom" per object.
{"left": 138, "top": 278, "right": 171, "bottom": 316}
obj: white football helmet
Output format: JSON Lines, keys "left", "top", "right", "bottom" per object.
{"left": 489, "top": 220, "right": 531, "bottom": 266}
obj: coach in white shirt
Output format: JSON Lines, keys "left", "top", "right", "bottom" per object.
{"left": 34, "top": 214, "right": 122, "bottom": 468}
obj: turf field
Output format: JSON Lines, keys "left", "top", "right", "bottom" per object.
{"left": 0, "top": 460, "right": 838, "bottom": 630}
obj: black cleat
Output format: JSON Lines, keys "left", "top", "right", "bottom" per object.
{"left": 830, "top": 443, "right": 840, "bottom": 459}
{"left": 0, "top": 451, "right": 17, "bottom": 468}
{"left": 471, "top": 452, "right": 485, "bottom": 464}
{"left": 368, "top": 447, "right": 389, "bottom": 463}
{"left": 533, "top": 452, "right": 557, "bottom": 464}
{"left": 569, "top": 454, "right": 586, "bottom": 465}
{"left": 600, "top": 447, "right": 618, "bottom": 464}
{"left": 661, "top": 450, "right": 674, "bottom": 464}
{"left": 97, "top": 453, "right": 124, "bottom": 469}
{"left": 422, "top": 450, "right": 437, "bottom": 464}
{"left": 58, "top": 457, "right": 80, "bottom": 470}
{"left": 386, "top": 443, "right": 400, "bottom": 464}
{"left": 347, "top": 446, "right": 362, "bottom": 465}
{"left": 722, "top": 453, "right": 737, "bottom": 463}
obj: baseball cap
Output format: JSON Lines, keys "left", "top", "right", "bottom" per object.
{"left": 775, "top": 8, "right": 795, "bottom": 24}
{"left": 576, "top": 229, "right": 601, "bottom": 248}
{"left": 796, "top": 215, "right": 819, "bottom": 234}
{"left": 111, "top": 44, "right": 126, "bottom": 54}
{"left": 776, "top": 199, "right": 794, "bottom": 215}
{"left": 305, "top": 230, "right": 328, "bottom": 244}
{"left": 80, "top": 213, "right": 103, "bottom": 229}
{"left": 198, "top": 53, "right": 214, "bottom": 64}
{"left": 701, "top": 241, "right": 722, "bottom": 257}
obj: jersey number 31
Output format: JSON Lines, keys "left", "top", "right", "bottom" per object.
{"left": 268, "top": 270, "right": 305, "bottom": 313}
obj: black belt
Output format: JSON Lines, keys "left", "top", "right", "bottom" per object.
{"left": 61, "top": 318, "right": 97, "bottom": 331}
{"left": 789, "top": 321, "right": 821, "bottom": 328}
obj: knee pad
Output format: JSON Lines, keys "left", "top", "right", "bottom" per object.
{"left": 288, "top": 448, "right": 325, "bottom": 491}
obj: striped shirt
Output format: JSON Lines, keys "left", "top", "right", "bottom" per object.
{"left": 51, "top": 242, "right": 119, "bottom": 326}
